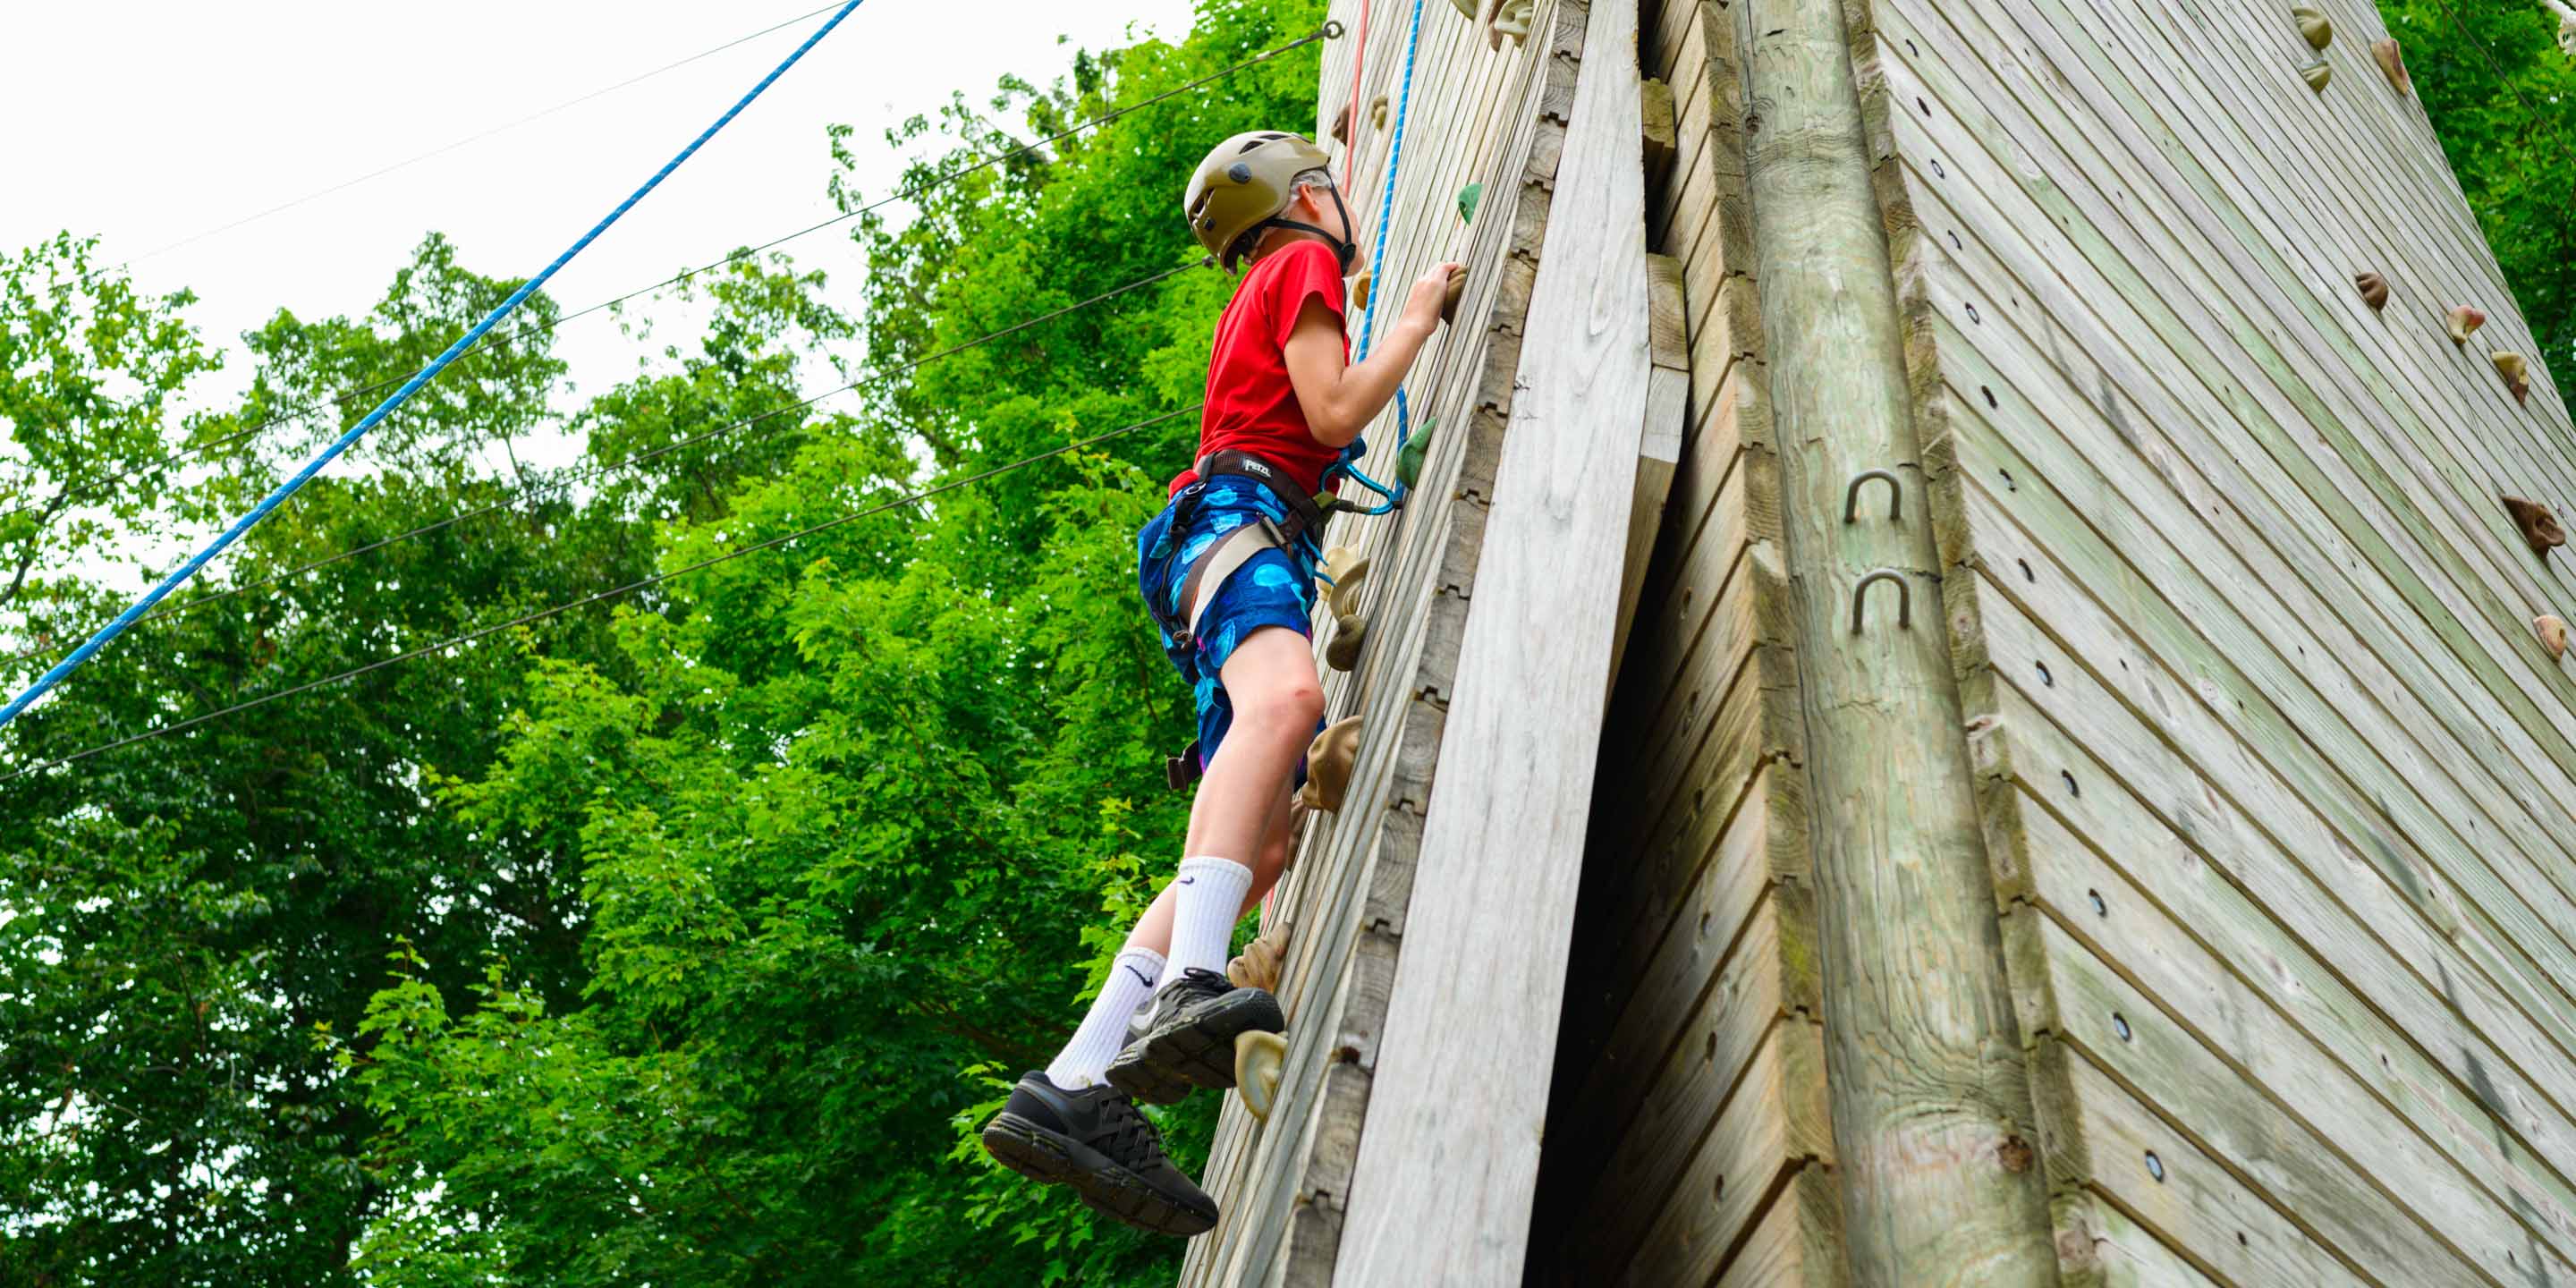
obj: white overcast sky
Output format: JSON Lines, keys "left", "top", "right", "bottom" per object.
{"left": 2, "top": 0, "right": 1199, "bottom": 451}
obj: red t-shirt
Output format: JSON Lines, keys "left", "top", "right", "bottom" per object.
{"left": 1171, "top": 238, "right": 1349, "bottom": 496}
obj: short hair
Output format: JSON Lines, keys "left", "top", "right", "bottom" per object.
{"left": 1227, "top": 169, "right": 1341, "bottom": 265}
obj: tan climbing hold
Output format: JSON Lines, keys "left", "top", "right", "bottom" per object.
{"left": 2446, "top": 304, "right": 2487, "bottom": 344}
{"left": 2495, "top": 351, "right": 2533, "bottom": 404}
{"left": 1227, "top": 925, "right": 1291, "bottom": 993}
{"left": 1233, "top": 1029, "right": 1287, "bottom": 1121}
{"left": 1318, "top": 545, "right": 1372, "bottom": 620}
{"left": 2353, "top": 272, "right": 2389, "bottom": 311}
{"left": 2372, "top": 38, "right": 2411, "bottom": 94}
{"left": 2503, "top": 495, "right": 2567, "bottom": 554}
{"left": 1446, "top": 0, "right": 1479, "bottom": 19}
{"left": 1319, "top": 546, "right": 1371, "bottom": 673}
{"left": 1370, "top": 92, "right": 1390, "bottom": 132}
{"left": 1299, "top": 716, "right": 1362, "bottom": 813}
{"left": 2539, "top": 614, "right": 2571, "bottom": 660}
{"left": 1330, "top": 100, "right": 1352, "bottom": 145}
{"left": 2292, "top": 3, "right": 2331, "bottom": 48}
{"left": 2301, "top": 60, "right": 2331, "bottom": 92}
{"left": 1349, "top": 267, "right": 1371, "bottom": 313}
{"left": 1441, "top": 264, "right": 1467, "bottom": 324}
{"left": 1326, "top": 613, "right": 1367, "bottom": 673}
{"left": 1486, "top": 0, "right": 1535, "bottom": 47}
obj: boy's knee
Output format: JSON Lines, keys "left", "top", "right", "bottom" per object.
{"left": 1251, "top": 679, "right": 1325, "bottom": 734}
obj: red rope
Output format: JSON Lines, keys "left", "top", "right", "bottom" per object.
{"left": 1341, "top": 0, "right": 1373, "bottom": 188}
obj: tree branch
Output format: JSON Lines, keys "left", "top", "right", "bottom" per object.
{"left": 0, "top": 485, "right": 79, "bottom": 610}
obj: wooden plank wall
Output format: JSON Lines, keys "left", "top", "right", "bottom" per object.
{"left": 1523, "top": 0, "right": 1850, "bottom": 1278}
{"left": 1335, "top": 0, "right": 1656, "bottom": 1267}
{"left": 1855, "top": 0, "right": 2576, "bottom": 1277}
{"left": 1534, "top": 0, "right": 2576, "bottom": 1280}
{"left": 1174, "top": 0, "right": 1592, "bottom": 1282}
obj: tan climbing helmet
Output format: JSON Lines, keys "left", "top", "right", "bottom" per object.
{"left": 1183, "top": 131, "right": 1354, "bottom": 274}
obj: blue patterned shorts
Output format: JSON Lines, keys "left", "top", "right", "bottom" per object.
{"left": 1137, "top": 474, "right": 1323, "bottom": 773}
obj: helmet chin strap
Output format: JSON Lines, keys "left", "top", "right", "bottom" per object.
{"left": 1252, "top": 183, "right": 1360, "bottom": 275}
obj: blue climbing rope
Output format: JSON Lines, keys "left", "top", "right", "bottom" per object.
{"left": 1327, "top": 0, "right": 1426, "bottom": 518}
{"left": 0, "top": 0, "right": 867, "bottom": 732}
{"left": 1355, "top": 0, "right": 1425, "bottom": 363}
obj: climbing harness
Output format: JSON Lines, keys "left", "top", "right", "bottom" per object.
{"left": 1147, "top": 450, "right": 1332, "bottom": 655}
{"left": 0, "top": 0, "right": 869, "bottom": 731}
{"left": 1148, "top": 450, "right": 1330, "bottom": 793}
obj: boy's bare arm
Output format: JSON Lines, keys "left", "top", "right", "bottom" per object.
{"left": 1283, "top": 261, "right": 1461, "bottom": 449}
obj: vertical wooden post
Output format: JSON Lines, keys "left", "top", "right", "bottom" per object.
{"left": 1732, "top": 0, "right": 2063, "bottom": 1280}
{"left": 1335, "top": 0, "right": 1652, "bottom": 1277}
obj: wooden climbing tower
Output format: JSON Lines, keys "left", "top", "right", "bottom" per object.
{"left": 1184, "top": 0, "right": 2576, "bottom": 1280}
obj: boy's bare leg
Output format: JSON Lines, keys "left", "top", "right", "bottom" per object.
{"left": 1104, "top": 626, "right": 1314, "bottom": 1101}
{"left": 1244, "top": 783, "right": 1296, "bottom": 909}
{"left": 1159, "top": 625, "right": 1318, "bottom": 972}
{"left": 1191, "top": 625, "right": 1324, "bottom": 860}
{"left": 1123, "top": 775, "right": 1295, "bottom": 956}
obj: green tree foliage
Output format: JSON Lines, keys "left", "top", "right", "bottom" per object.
{"left": 2377, "top": 0, "right": 2576, "bottom": 388}
{"left": 7, "top": 0, "right": 2570, "bottom": 1282}
{"left": 11, "top": 0, "right": 2574, "bottom": 1282}
{"left": 4, "top": 0, "right": 1319, "bottom": 1284}
{"left": 0, "top": 234, "right": 225, "bottom": 616}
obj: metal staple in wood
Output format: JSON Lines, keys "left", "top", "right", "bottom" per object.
{"left": 1843, "top": 468, "right": 1905, "bottom": 522}
{"left": 1850, "top": 568, "right": 1912, "bottom": 633}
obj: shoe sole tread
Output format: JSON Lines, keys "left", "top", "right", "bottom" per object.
{"left": 979, "top": 1112, "right": 1216, "bottom": 1237}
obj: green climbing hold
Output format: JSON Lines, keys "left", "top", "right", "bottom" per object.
{"left": 1457, "top": 182, "right": 1485, "bottom": 225}
{"left": 1397, "top": 416, "right": 1437, "bottom": 488}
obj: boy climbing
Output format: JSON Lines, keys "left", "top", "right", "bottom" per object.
{"left": 978, "top": 131, "right": 1458, "bottom": 1236}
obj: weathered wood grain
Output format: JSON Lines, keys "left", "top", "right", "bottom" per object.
{"left": 1561, "top": 888, "right": 1825, "bottom": 1269}
{"left": 1954, "top": 568, "right": 2576, "bottom": 1157}
{"left": 2009, "top": 799, "right": 2576, "bottom": 1266}
{"left": 2012, "top": 906, "right": 2535, "bottom": 1282}
{"left": 2035, "top": 1044, "right": 2369, "bottom": 1287}
{"left": 1618, "top": 1019, "right": 1837, "bottom": 1286}
{"left": 1641, "top": 76, "right": 1679, "bottom": 183}
{"left": 1711, "top": 1168, "right": 1855, "bottom": 1288}
{"left": 2049, "top": 1190, "right": 2224, "bottom": 1288}
{"left": 1737, "top": 0, "right": 2061, "bottom": 1278}
{"left": 1954, "top": 468, "right": 2576, "bottom": 1080}
{"left": 1896, "top": 0, "right": 2576, "bottom": 769}
{"left": 1333, "top": 0, "right": 1652, "bottom": 1271}
{"left": 1611, "top": 251, "right": 1690, "bottom": 690}
{"left": 1860, "top": 0, "right": 2576, "bottom": 1280}
{"left": 1864, "top": 0, "right": 2576, "bottom": 856}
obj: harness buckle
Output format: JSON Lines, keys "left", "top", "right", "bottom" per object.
{"left": 1165, "top": 741, "right": 1204, "bottom": 792}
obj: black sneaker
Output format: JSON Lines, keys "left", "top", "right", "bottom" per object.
{"left": 979, "top": 1072, "right": 1219, "bottom": 1237}
{"left": 1105, "top": 967, "right": 1285, "bottom": 1106}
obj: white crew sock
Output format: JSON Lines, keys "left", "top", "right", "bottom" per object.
{"left": 1045, "top": 945, "right": 1165, "bottom": 1089}
{"left": 1164, "top": 855, "right": 1255, "bottom": 986}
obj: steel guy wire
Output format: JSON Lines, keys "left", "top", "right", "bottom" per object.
{"left": 1, "top": 258, "right": 1201, "bottom": 664}
{"left": 0, "top": 25, "right": 1338, "bottom": 526}
{"left": 1, "top": 403, "right": 1200, "bottom": 782}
